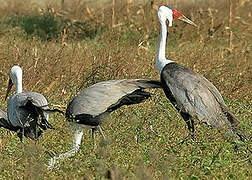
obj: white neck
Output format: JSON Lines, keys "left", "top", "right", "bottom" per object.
{"left": 155, "top": 21, "right": 174, "bottom": 74}
{"left": 10, "top": 66, "right": 23, "bottom": 94}
{"left": 15, "top": 76, "right": 23, "bottom": 93}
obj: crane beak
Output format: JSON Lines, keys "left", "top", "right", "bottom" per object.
{"left": 178, "top": 14, "right": 198, "bottom": 27}
{"left": 172, "top": 8, "right": 197, "bottom": 27}
{"left": 5, "top": 78, "right": 13, "bottom": 101}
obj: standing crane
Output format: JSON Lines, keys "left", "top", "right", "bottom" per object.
{"left": 5, "top": 65, "right": 61, "bottom": 141}
{"left": 155, "top": 5, "right": 244, "bottom": 141}
{"left": 48, "top": 79, "right": 161, "bottom": 168}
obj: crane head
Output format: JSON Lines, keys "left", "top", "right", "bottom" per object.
{"left": 158, "top": 5, "right": 197, "bottom": 27}
{"left": 5, "top": 65, "right": 23, "bottom": 100}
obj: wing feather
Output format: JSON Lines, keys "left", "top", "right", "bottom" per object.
{"left": 7, "top": 91, "right": 49, "bottom": 127}
{"left": 0, "top": 109, "right": 18, "bottom": 131}
{"left": 161, "top": 63, "right": 236, "bottom": 128}
{"left": 66, "top": 79, "right": 161, "bottom": 118}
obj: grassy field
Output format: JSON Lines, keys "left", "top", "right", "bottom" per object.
{"left": 0, "top": 0, "right": 251, "bottom": 179}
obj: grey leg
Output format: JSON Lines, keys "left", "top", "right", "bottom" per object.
{"left": 98, "top": 125, "right": 106, "bottom": 141}
{"left": 91, "top": 128, "right": 97, "bottom": 149}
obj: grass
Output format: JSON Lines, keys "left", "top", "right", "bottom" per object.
{"left": 0, "top": 0, "right": 251, "bottom": 179}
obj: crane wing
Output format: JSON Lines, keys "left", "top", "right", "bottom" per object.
{"left": 0, "top": 109, "right": 7, "bottom": 122}
{"left": 161, "top": 63, "right": 237, "bottom": 128}
{"left": 66, "top": 79, "right": 161, "bottom": 121}
{"left": 7, "top": 91, "right": 54, "bottom": 140}
{"left": 0, "top": 109, "right": 18, "bottom": 131}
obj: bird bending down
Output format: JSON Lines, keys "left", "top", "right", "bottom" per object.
{"left": 48, "top": 79, "right": 161, "bottom": 169}
{"left": 155, "top": 6, "right": 245, "bottom": 141}
{"left": 5, "top": 65, "right": 62, "bottom": 141}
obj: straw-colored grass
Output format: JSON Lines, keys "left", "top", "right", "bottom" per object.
{"left": 0, "top": 0, "right": 251, "bottom": 179}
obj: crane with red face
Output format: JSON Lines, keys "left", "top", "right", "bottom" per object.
{"left": 155, "top": 5, "right": 244, "bottom": 141}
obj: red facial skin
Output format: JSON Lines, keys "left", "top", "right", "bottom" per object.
{"left": 173, "top": 9, "right": 183, "bottom": 19}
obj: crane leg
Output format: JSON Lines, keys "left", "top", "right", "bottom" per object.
{"left": 91, "top": 126, "right": 106, "bottom": 150}
{"left": 17, "top": 128, "right": 24, "bottom": 142}
{"left": 174, "top": 113, "right": 197, "bottom": 146}
{"left": 48, "top": 129, "right": 84, "bottom": 170}
{"left": 91, "top": 128, "right": 97, "bottom": 149}
{"left": 98, "top": 125, "right": 106, "bottom": 141}
{"left": 180, "top": 112, "right": 195, "bottom": 136}
{"left": 188, "top": 119, "right": 195, "bottom": 139}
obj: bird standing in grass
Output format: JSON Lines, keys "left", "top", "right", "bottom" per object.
{"left": 155, "top": 5, "right": 245, "bottom": 141}
{"left": 5, "top": 65, "right": 61, "bottom": 141}
{"left": 48, "top": 79, "right": 161, "bottom": 169}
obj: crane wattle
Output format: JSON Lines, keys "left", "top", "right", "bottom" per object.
{"left": 173, "top": 9, "right": 183, "bottom": 19}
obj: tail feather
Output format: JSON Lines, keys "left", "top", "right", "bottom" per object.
{"left": 122, "top": 90, "right": 152, "bottom": 105}
{"left": 42, "top": 108, "right": 65, "bottom": 115}
{"left": 107, "top": 89, "right": 153, "bottom": 113}
{"left": 223, "top": 108, "right": 240, "bottom": 126}
{"left": 231, "top": 126, "right": 248, "bottom": 142}
{"left": 19, "top": 99, "right": 63, "bottom": 140}
{"left": 218, "top": 103, "right": 247, "bottom": 142}
{"left": 136, "top": 80, "right": 162, "bottom": 89}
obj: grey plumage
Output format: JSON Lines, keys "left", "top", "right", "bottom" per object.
{"left": 5, "top": 65, "right": 59, "bottom": 141}
{"left": 0, "top": 108, "right": 13, "bottom": 130}
{"left": 161, "top": 62, "right": 244, "bottom": 140}
{"left": 48, "top": 79, "right": 161, "bottom": 169}
{"left": 0, "top": 109, "right": 7, "bottom": 123}
{"left": 66, "top": 79, "right": 161, "bottom": 127}
{"left": 7, "top": 92, "right": 54, "bottom": 140}
{"left": 155, "top": 5, "right": 245, "bottom": 141}
{"left": 0, "top": 109, "right": 7, "bottom": 119}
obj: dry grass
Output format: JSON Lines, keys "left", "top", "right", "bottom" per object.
{"left": 0, "top": 0, "right": 251, "bottom": 179}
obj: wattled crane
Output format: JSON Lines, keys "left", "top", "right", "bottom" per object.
{"left": 48, "top": 79, "right": 161, "bottom": 168}
{"left": 5, "top": 65, "right": 62, "bottom": 141}
{"left": 155, "top": 5, "right": 245, "bottom": 141}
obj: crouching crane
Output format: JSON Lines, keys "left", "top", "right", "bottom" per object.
{"left": 48, "top": 79, "right": 161, "bottom": 169}
{"left": 4, "top": 65, "right": 62, "bottom": 141}
{"left": 155, "top": 5, "right": 245, "bottom": 141}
